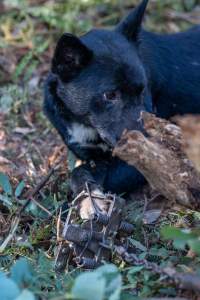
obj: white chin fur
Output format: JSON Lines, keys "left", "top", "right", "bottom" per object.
{"left": 68, "top": 122, "right": 109, "bottom": 152}
{"left": 68, "top": 122, "right": 98, "bottom": 144}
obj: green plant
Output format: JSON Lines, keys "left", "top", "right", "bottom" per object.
{"left": 162, "top": 226, "right": 200, "bottom": 255}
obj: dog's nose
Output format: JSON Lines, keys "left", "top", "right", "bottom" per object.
{"left": 102, "top": 135, "right": 116, "bottom": 148}
{"left": 97, "top": 130, "right": 117, "bottom": 148}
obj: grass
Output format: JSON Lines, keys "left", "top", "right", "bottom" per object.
{"left": 0, "top": 0, "right": 200, "bottom": 299}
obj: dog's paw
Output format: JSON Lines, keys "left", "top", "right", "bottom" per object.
{"left": 79, "top": 189, "right": 108, "bottom": 220}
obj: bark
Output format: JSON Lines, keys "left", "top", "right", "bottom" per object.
{"left": 113, "top": 112, "right": 200, "bottom": 209}
{"left": 176, "top": 115, "right": 200, "bottom": 173}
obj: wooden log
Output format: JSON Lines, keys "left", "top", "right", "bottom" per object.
{"left": 176, "top": 115, "right": 200, "bottom": 173}
{"left": 113, "top": 112, "right": 200, "bottom": 209}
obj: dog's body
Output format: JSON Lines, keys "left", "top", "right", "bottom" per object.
{"left": 44, "top": 0, "right": 200, "bottom": 197}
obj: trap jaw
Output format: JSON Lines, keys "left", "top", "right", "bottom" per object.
{"left": 55, "top": 188, "right": 134, "bottom": 271}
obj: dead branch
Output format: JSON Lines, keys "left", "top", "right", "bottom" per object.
{"left": 113, "top": 112, "right": 200, "bottom": 209}
{"left": 176, "top": 115, "right": 200, "bottom": 173}
{"left": 0, "top": 157, "right": 64, "bottom": 253}
{"left": 18, "top": 156, "right": 64, "bottom": 216}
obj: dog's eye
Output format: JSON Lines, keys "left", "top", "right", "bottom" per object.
{"left": 103, "top": 90, "right": 121, "bottom": 102}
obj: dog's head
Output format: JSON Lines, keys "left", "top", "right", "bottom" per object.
{"left": 47, "top": 0, "right": 152, "bottom": 149}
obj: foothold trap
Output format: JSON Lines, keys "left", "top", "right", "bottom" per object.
{"left": 55, "top": 187, "right": 134, "bottom": 271}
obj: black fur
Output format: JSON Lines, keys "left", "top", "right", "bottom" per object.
{"left": 44, "top": 0, "right": 200, "bottom": 195}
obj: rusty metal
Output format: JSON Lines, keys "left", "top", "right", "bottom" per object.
{"left": 76, "top": 257, "right": 100, "bottom": 269}
{"left": 55, "top": 185, "right": 134, "bottom": 271}
{"left": 119, "top": 221, "right": 135, "bottom": 234}
{"left": 94, "top": 213, "right": 109, "bottom": 225}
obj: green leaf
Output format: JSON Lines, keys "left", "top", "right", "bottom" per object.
{"left": 15, "top": 289, "right": 35, "bottom": 300}
{"left": 193, "top": 211, "right": 200, "bottom": 221}
{"left": 161, "top": 226, "right": 195, "bottom": 241}
{"left": 0, "top": 92, "right": 14, "bottom": 113}
{"left": 109, "top": 288, "right": 121, "bottom": 300}
{"left": 15, "top": 181, "right": 25, "bottom": 198}
{"left": 173, "top": 239, "right": 187, "bottom": 250}
{"left": 97, "top": 265, "right": 121, "bottom": 300}
{"left": 128, "top": 266, "right": 144, "bottom": 275}
{"left": 0, "top": 172, "right": 12, "bottom": 195}
{"left": 161, "top": 226, "right": 200, "bottom": 252}
{"left": 67, "top": 150, "right": 77, "bottom": 172}
{"left": 11, "top": 258, "right": 33, "bottom": 288}
{"left": 0, "top": 194, "right": 12, "bottom": 207}
{"left": 96, "top": 264, "right": 119, "bottom": 275}
{"left": 72, "top": 272, "right": 106, "bottom": 300}
{"left": 0, "top": 272, "right": 20, "bottom": 300}
{"left": 127, "top": 265, "right": 143, "bottom": 288}
{"left": 13, "top": 52, "right": 33, "bottom": 81}
{"left": 129, "top": 238, "right": 147, "bottom": 252}
{"left": 35, "top": 40, "right": 49, "bottom": 54}
{"left": 149, "top": 247, "right": 169, "bottom": 259}
{"left": 188, "top": 239, "right": 200, "bottom": 255}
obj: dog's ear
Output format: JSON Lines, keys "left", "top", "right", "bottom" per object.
{"left": 52, "top": 33, "right": 93, "bottom": 82}
{"left": 116, "top": 0, "right": 148, "bottom": 41}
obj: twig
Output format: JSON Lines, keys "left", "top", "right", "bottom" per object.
{"left": 0, "top": 157, "right": 64, "bottom": 252}
{"left": 29, "top": 196, "right": 52, "bottom": 217}
{"left": 0, "top": 216, "right": 20, "bottom": 252}
{"left": 142, "top": 194, "right": 148, "bottom": 216}
{"left": 18, "top": 157, "right": 63, "bottom": 216}
{"left": 56, "top": 208, "right": 62, "bottom": 242}
{"left": 85, "top": 182, "right": 98, "bottom": 214}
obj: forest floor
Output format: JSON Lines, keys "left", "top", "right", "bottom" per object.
{"left": 0, "top": 1, "right": 200, "bottom": 299}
